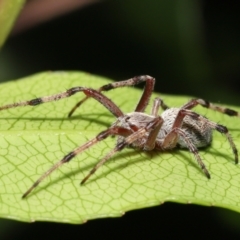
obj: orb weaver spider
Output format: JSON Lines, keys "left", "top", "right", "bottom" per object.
{"left": 0, "top": 75, "right": 238, "bottom": 198}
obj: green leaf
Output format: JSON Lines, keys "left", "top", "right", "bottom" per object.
{"left": 0, "top": 0, "right": 25, "bottom": 48}
{"left": 0, "top": 71, "right": 240, "bottom": 223}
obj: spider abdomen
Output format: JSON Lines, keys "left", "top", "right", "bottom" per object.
{"left": 160, "top": 108, "right": 212, "bottom": 148}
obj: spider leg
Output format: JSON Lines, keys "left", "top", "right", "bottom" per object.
{"left": 68, "top": 96, "right": 88, "bottom": 117}
{"left": 162, "top": 127, "right": 211, "bottom": 179}
{"left": 0, "top": 87, "right": 124, "bottom": 118}
{"left": 160, "top": 108, "right": 238, "bottom": 178}
{"left": 142, "top": 97, "right": 169, "bottom": 150}
{"left": 159, "top": 109, "right": 211, "bottom": 177}
{"left": 201, "top": 118, "right": 238, "bottom": 164}
{"left": 176, "top": 109, "right": 238, "bottom": 164}
{"left": 22, "top": 126, "right": 133, "bottom": 198}
{"left": 68, "top": 75, "right": 155, "bottom": 117}
{"left": 81, "top": 116, "right": 162, "bottom": 185}
{"left": 182, "top": 98, "right": 240, "bottom": 118}
{"left": 143, "top": 120, "right": 163, "bottom": 151}
{"left": 151, "top": 97, "right": 169, "bottom": 116}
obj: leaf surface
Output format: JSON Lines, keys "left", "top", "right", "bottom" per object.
{"left": 0, "top": 71, "right": 240, "bottom": 223}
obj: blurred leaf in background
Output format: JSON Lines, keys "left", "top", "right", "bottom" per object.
{"left": 0, "top": 0, "right": 25, "bottom": 48}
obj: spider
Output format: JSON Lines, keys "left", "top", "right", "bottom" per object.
{"left": 0, "top": 75, "right": 239, "bottom": 198}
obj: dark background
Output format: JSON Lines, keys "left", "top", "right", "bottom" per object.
{"left": 0, "top": 0, "right": 240, "bottom": 239}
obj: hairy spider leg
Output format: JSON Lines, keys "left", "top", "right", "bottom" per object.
{"left": 22, "top": 126, "right": 133, "bottom": 198}
{"left": 182, "top": 99, "right": 238, "bottom": 164}
{"left": 176, "top": 109, "right": 238, "bottom": 164}
{"left": 182, "top": 98, "right": 240, "bottom": 118}
{"left": 80, "top": 116, "right": 162, "bottom": 185}
{"left": 158, "top": 109, "right": 211, "bottom": 178}
{"left": 0, "top": 87, "right": 124, "bottom": 118}
{"left": 68, "top": 75, "right": 156, "bottom": 117}
{"left": 158, "top": 109, "right": 238, "bottom": 179}
{"left": 151, "top": 97, "right": 169, "bottom": 116}
{"left": 140, "top": 97, "right": 167, "bottom": 151}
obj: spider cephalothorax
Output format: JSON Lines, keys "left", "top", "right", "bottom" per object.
{"left": 0, "top": 75, "right": 238, "bottom": 198}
